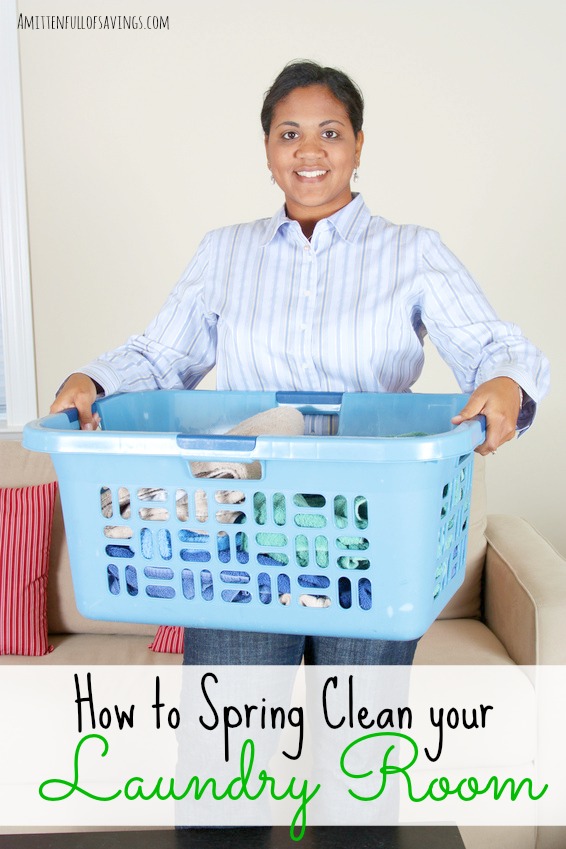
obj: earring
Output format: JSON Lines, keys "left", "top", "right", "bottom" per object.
{"left": 353, "top": 167, "right": 359, "bottom": 183}
{"left": 267, "top": 163, "right": 275, "bottom": 184}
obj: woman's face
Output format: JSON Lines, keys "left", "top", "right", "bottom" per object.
{"left": 265, "top": 84, "right": 364, "bottom": 226}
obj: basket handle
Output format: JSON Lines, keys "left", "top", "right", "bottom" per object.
{"left": 176, "top": 434, "right": 257, "bottom": 453}
{"left": 275, "top": 390, "right": 343, "bottom": 413}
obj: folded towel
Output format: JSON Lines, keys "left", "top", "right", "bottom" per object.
{"left": 190, "top": 406, "right": 305, "bottom": 482}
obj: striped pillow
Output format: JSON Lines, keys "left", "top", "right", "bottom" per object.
{"left": 149, "top": 625, "right": 184, "bottom": 654}
{"left": 0, "top": 482, "right": 58, "bottom": 656}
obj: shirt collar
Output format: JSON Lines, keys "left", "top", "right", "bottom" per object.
{"left": 261, "top": 193, "right": 371, "bottom": 247}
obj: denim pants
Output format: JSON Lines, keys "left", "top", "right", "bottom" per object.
{"left": 183, "top": 627, "right": 418, "bottom": 666}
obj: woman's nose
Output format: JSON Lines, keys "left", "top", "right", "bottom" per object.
{"left": 296, "top": 135, "right": 323, "bottom": 158}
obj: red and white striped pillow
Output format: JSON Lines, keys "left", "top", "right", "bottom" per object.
{"left": 149, "top": 625, "right": 184, "bottom": 654}
{"left": 0, "top": 482, "right": 58, "bottom": 656}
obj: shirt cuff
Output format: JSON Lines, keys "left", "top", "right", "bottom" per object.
{"left": 79, "top": 362, "right": 124, "bottom": 398}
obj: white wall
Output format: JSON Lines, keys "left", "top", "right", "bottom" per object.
{"left": 17, "top": 0, "right": 565, "bottom": 555}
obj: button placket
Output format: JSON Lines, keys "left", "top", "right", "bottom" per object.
{"left": 298, "top": 243, "right": 317, "bottom": 374}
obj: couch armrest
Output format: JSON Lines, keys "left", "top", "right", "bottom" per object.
{"left": 483, "top": 515, "right": 566, "bottom": 665}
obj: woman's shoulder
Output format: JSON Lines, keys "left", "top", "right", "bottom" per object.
{"left": 204, "top": 213, "right": 275, "bottom": 245}
{"left": 364, "top": 209, "right": 434, "bottom": 246}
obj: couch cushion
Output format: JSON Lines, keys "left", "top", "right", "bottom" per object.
{"left": 0, "top": 440, "right": 158, "bottom": 639}
{"left": 0, "top": 633, "right": 182, "bottom": 665}
{"left": 0, "top": 481, "right": 58, "bottom": 656}
{"left": 416, "top": 617, "right": 514, "bottom": 665}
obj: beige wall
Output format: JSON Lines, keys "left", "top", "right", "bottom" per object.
{"left": 17, "top": 0, "right": 565, "bottom": 555}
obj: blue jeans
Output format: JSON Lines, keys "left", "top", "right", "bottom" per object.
{"left": 183, "top": 628, "right": 418, "bottom": 666}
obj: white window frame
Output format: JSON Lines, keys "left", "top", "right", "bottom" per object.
{"left": 0, "top": 0, "right": 37, "bottom": 431}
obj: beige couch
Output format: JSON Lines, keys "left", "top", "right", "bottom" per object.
{"left": 1, "top": 436, "right": 565, "bottom": 848}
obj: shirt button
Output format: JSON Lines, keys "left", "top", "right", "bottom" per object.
{"left": 303, "top": 245, "right": 310, "bottom": 251}
{"left": 300, "top": 324, "right": 307, "bottom": 331}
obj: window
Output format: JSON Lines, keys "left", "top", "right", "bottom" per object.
{"left": 0, "top": 0, "right": 37, "bottom": 430}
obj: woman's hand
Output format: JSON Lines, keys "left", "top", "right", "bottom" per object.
{"left": 451, "top": 376, "right": 522, "bottom": 456}
{"left": 50, "top": 373, "right": 101, "bottom": 431}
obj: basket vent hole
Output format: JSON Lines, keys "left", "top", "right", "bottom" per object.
{"left": 273, "top": 493, "right": 286, "bottom": 526}
{"left": 256, "top": 532, "right": 287, "bottom": 547}
{"left": 100, "top": 487, "right": 113, "bottom": 518}
{"left": 353, "top": 496, "right": 368, "bottom": 530}
{"left": 118, "top": 488, "right": 131, "bottom": 519}
{"left": 217, "top": 531, "right": 231, "bottom": 563}
{"left": 236, "top": 531, "right": 249, "bottom": 564}
{"left": 258, "top": 572, "right": 272, "bottom": 604}
{"left": 216, "top": 509, "right": 246, "bottom": 524}
{"left": 258, "top": 551, "right": 289, "bottom": 566}
{"left": 138, "top": 487, "right": 167, "bottom": 502}
{"left": 182, "top": 569, "right": 195, "bottom": 600}
{"left": 146, "top": 585, "right": 175, "bottom": 599}
{"left": 141, "top": 528, "right": 153, "bottom": 559}
{"left": 295, "top": 535, "right": 309, "bottom": 568}
{"left": 358, "top": 578, "right": 372, "bottom": 609}
{"left": 336, "top": 536, "right": 369, "bottom": 551}
{"left": 338, "top": 556, "right": 370, "bottom": 571}
{"left": 315, "top": 535, "right": 329, "bottom": 568}
{"left": 220, "top": 570, "right": 250, "bottom": 586}
{"left": 222, "top": 589, "right": 252, "bottom": 603}
{"left": 278, "top": 573, "right": 291, "bottom": 605}
{"left": 176, "top": 490, "right": 189, "bottom": 521}
{"left": 334, "top": 496, "right": 347, "bottom": 529}
{"left": 338, "top": 576, "right": 352, "bottom": 609}
{"left": 144, "top": 566, "right": 174, "bottom": 580}
{"left": 107, "top": 564, "right": 120, "bottom": 595}
{"left": 298, "top": 574, "right": 330, "bottom": 589}
{"left": 105, "top": 544, "right": 134, "bottom": 559}
{"left": 125, "top": 565, "right": 138, "bottom": 596}
{"left": 299, "top": 594, "right": 331, "bottom": 608}
{"left": 294, "top": 514, "right": 326, "bottom": 529}
{"left": 293, "top": 493, "right": 326, "bottom": 508}
{"left": 179, "top": 529, "right": 209, "bottom": 543}
{"left": 158, "top": 529, "right": 172, "bottom": 560}
{"left": 215, "top": 489, "right": 245, "bottom": 505}
{"left": 200, "top": 570, "right": 214, "bottom": 600}
{"left": 104, "top": 525, "right": 133, "bottom": 539}
{"left": 139, "top": 506, "right": 169, "bottom": 521}
{"left": 253, "top": 492, "right": 267, "bottom": 525}
{"left": 180, "top": 549, "right": 211, "bottom": 563}
{"left": 195, "top": 490, "right": 208, "bottom": 523}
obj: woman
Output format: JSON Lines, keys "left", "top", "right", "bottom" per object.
{"left": 51, "top": 61, "right": 549, "bottom": 668}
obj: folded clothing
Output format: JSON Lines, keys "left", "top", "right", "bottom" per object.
{"left": 190, "top": 405, "right": 305, "bottom": 482}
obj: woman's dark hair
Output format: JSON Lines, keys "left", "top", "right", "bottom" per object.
{"left": 261, "top": 60, "right": 364, "bottom": 136}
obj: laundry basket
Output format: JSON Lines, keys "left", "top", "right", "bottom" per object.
{"left": 23, "top": 390, "right": 485, "bottom": 640}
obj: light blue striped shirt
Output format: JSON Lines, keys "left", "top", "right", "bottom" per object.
{"left": 83, "top": 194, "right": 549, "bottom": 431}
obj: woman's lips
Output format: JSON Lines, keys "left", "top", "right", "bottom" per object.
{"left": 295, "top": 169, "right": 328, "bottom": 180}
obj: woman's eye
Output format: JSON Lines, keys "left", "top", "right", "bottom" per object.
{"left": 322, "top": 130, "right": 339, "bottom": 139}
{"left": 282, "top": 131, "right": 299, "bottom": 140}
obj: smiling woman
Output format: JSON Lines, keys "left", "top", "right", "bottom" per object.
{"left": 261, "top": 65, "right": 365, "bottom": 239}
{"left": 50, "top": 60, "right": 549, "bottom": 675}
{"left": 265, "top": 85, "right": 364, "bottom": 239}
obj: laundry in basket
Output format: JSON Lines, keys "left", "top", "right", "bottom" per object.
{"left": 23, "top": 390, "right": 485, "bottom": 640}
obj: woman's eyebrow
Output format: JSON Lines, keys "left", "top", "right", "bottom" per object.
{"left": 274, "top": 118, "right": 347, "bottom": 129}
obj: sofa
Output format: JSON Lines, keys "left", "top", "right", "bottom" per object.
{"left": 1, "top": 435, "right": 565, "bottom": 848}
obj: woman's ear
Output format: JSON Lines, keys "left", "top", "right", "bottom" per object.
{"left": 355, "top": 129, "right": 365, "bottom": 162}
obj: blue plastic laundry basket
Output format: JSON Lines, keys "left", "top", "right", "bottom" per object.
{"left": 23, "top": 391, "right": 485, "bottom": 640}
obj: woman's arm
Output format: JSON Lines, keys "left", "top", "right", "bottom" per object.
{"left": 419, "top": 230, "right": 549, "bottom": 449}
{"left": 50, "top": 233, "right": 218, "bottom": 427}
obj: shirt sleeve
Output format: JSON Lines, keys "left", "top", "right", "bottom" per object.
{"left": 419, "top": 229, "right": 550, "bottom": 432}
{"left": 80, "top": 233, "right": 218, "bottom": 395}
